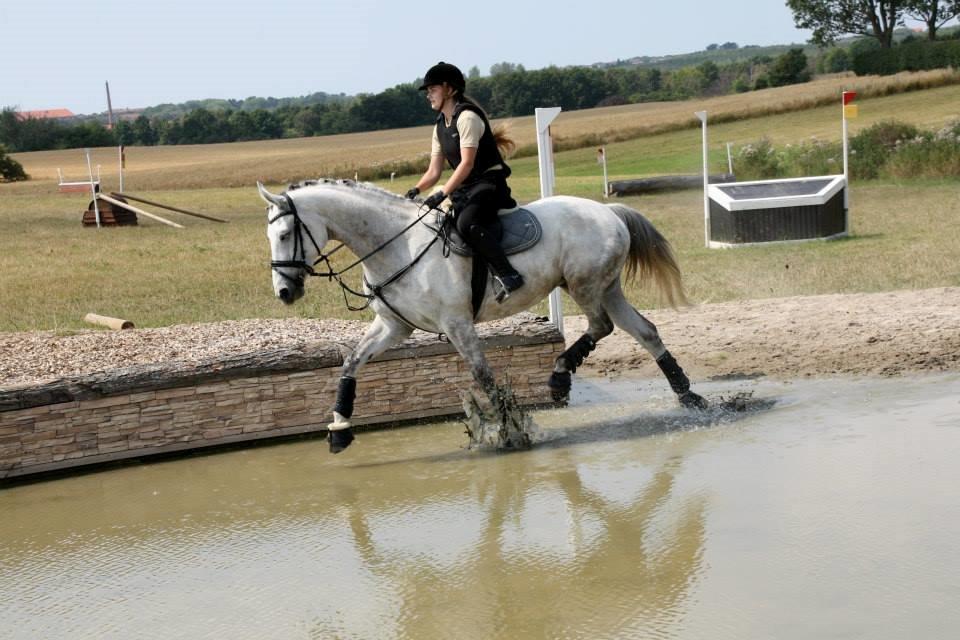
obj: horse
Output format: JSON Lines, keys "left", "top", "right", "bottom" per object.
{"left": 259, "top": 179, "right": 707, "bottom": 453}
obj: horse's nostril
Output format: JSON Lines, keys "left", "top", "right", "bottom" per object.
{"left": 279, "top": 288, "right": 291, "bottom": 301}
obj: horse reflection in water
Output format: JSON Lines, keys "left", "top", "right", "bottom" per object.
{"left": 328, "top": 444, "right": 707, "bottom": 638}
{"left": 260, "top": 179, "right": 708, "bottom": 454}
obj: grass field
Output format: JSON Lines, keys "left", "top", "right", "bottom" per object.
{"left": 1, "top": 71, "right": 958, "bottom": 333}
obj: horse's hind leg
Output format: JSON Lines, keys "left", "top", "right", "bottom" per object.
{"left": 548, "top": 292, "right": 615, "bottom": 403}
{"left": 601, "top": 281, "right": 708, "bottom": 409}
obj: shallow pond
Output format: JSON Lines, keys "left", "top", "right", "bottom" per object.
{"left": 2, "top": 373, "right": 959, "bottom": 639}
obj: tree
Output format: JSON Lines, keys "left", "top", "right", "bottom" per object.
{"left": 906, "top": 0, "right": 960, "bottom": 39}
{"left": 0, "top": 143, "right": 28, "bottom": 182}
{"left": 467, "top": 65, "right": 481, "bottom": 79}
{"left": 489, "top": 61, "right": 525, "bottom": 76}
{"left": 786, "top": 0, "right": 912, "bottom": 48}
{"left": 768, "top": 48, "right": 811, "bottom": 85}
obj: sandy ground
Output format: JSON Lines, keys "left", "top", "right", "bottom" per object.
{"left": 1, "top": 288, "right": 958, "bottom": 388}
{"left": 565, "top": 287, "right": 960, "bottom": 381}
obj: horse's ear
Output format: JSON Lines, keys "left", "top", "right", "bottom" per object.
{"left": 257, "top": 182, "right": 287, "bottom": 210}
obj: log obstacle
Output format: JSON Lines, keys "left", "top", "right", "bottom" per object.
{"left": 84, "top": 313, "right": 135, "bottom": 331}
{"left": 112, "top": 192, "right": 229, "bottom": 223}
{"left": 83, "top": 195, "right": 137, "bottom": 226}
{"left": 96, "top": 193, "right": 184, "bottom": 229}
{"left": 609, "top": 173, "right": 735, "bottom": 196}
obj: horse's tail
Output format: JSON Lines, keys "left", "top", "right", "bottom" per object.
{"left": 607, "top": 203, "right": 689, "bottom": 308}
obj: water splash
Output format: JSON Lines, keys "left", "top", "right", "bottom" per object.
{"left": 460, "top": 382, "right": 538, "bottom": 451}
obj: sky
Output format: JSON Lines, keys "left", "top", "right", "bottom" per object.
{"left": 1, "top": 0, "right": 823, "bottom": 115}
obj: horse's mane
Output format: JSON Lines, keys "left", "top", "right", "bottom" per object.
{"left": 287, "top": 178, "right": 410, "bottom": 203}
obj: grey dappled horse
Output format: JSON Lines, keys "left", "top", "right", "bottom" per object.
{"left": 260, "top": 179, "right": 706, "bottom": 454}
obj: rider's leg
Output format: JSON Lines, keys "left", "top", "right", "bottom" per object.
{"left": 456, "top": 199, "right": 524, "bottom": 298}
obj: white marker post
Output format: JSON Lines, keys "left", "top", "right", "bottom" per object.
{"left": 597, "top": 146, "right": 609, "bottom": 198}
{"left": 536, "top": 106, "right": 563, "bottom": 336}
{"left": 695, "top": 111, "right": 709, "bottom": 247}
{"left": 118, "top": 145, "right": 125, "bottom": 193}
{"left": 84, "top": 148, "right": 102, "bottom": 228}
{"left": 841, "top": 91, "right": 857, "bottom": 221}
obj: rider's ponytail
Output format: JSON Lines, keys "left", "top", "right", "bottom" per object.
{"left": 459, "top": 95, "right": 516, "bottom": 158}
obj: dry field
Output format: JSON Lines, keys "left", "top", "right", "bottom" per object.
{"left": 1, "top": 70, "right": 958, "bottom": 332}
{"left": 7, "top": 69, "right": 960, "bottom": 193}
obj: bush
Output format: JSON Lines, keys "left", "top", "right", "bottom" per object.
{"left": 734, "top": 138, "right": 782, "bottom": 179}
{"left": 0, "top": 144, "right": 28, "bottom": 182}
{"left": 850, "top": 120, "right": 920, "bottom": 179}
{"left": 781, "top": 138, "right": 843, "bottom": 176}
{"left": 883, "top": 119, "right": 960, "bottom": 179}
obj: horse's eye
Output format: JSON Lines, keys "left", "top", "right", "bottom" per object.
{"left": 279, "top": 232, "right": 290, "bottom": 241}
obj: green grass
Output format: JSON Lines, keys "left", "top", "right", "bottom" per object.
{"left": 1, "top": 78, "right": 959, "bottom": 332}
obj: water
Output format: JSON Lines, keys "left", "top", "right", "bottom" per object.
{"left": 2, "top": 374, "right": 959, "bottom": 639}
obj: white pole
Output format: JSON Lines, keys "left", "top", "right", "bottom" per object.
{"left": 842, "top": 98, "right": 849, "bottom": 212}
{"left": 600, "top": 146, "right": 609, "bottom": 198}
{"left": 85, "top": 148, "right": 101, "bottom": 228}
{"left": 536, "top": 106, "right": 563, "bottom": 336}
{"left": 695, "top": 111, "right": 709, "bottom": 247}
{"left": 118, "top": 145, "right": 125, "bottom": 193}
{"left": 726, "top": 142, "right": 733, "bottom": 175}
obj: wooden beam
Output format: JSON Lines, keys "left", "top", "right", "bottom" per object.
{"left": 112, "top": 192, "right": 229, "bottom": 223}
{"left": 84, "top": 313, "right": 135, "bottom": 330}
{"left": 97, "top": 194, "right": 184, "bottom": 229}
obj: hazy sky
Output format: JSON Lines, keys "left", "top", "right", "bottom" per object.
{"left": 3, "top": 0, "right": 823, "bottom": 115}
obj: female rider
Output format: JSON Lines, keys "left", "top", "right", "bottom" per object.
{"left": 405, "top": 61, "right": 524, "bottom": 302}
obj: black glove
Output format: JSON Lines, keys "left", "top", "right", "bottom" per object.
{"left": 405, "top": 187, "right": 420, "bottom": 200}
{"left": 423, "top": 191, "right": 446, "bottom": 209}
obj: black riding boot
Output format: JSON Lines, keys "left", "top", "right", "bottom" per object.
{"left": 468, "top": 224, "right": 524, "bottom": 302}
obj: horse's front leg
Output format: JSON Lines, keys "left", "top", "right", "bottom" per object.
{"left": 327, "top": 316, "right": 413, "bottom": 453}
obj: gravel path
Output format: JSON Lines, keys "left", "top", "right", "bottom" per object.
{"left": 2, "top": 288, "right": 958, "bottom": 389}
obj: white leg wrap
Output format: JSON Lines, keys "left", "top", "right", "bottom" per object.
{"left": 327, "top": 412, "right": 352, "bottom": 431}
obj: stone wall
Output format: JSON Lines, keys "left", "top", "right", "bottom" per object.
{"left": 0, "top": 316, "right": 565, "bottom": 479}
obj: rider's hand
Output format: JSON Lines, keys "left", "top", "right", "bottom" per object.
{"left": 423, "top": 191, "right": 446, "bottom": 209}
{"left": 405, "top": 187, "right": 420, "bottom": 200}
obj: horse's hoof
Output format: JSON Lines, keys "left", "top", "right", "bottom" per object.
{"left": 548, "top": 371, "right": 571, "bottom": 404}
{"left": 328, "top": 427, "right": 355, "bottom": 454}
{"left": 679, "top": 391, "right": 709, "bottom": 410}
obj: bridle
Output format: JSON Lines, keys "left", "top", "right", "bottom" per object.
{"left": 268, "top": 192, "right": 442, "bottom": 328}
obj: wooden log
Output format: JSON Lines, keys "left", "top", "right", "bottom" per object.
{"left": 96, "top": 194, "right": 184, "bottom": 229}
{"left": 112, "top": 192, "right": 229, "bottom": 223}
{"left": 609, "top": 173, "right": 736, "bottom": 196}
{"left": 84, "top": 313, "right": 135, "bottom": 330}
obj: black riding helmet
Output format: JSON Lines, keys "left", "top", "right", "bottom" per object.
{"left": 418, "top": 61, "right": 466, "bottom": 93}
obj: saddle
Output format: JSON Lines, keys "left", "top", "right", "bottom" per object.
{"left": 427, "top": 207, "right": 542, "bottom": 316}
{"left": 440, "top": 207, "right": 542, "bottom": 257}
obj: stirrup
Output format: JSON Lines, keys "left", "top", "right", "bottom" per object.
{"left": 494, "top": 274, "right": 524, "bottom": 303}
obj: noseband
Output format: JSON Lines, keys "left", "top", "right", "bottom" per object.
{"left": 268, "top": 193, "right": 345, "bottom": 288}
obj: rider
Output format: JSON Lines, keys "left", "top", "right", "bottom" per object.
{"left": 405, "top": 61, "right": 524, "bottom": 302}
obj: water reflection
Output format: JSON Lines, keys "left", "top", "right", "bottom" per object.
{"left": 1, "top": 398, "right": 735, "bottom": 640}
{"left": 4, "top": 375, "right": 959, "bottom": 639}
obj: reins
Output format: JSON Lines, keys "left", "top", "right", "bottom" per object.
{"left": 269, "top": 192, "right": 443, "bottom": 331}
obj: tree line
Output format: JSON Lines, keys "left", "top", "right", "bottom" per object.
{"left": 0, "top": 51, "right": 815, "bottom": 153}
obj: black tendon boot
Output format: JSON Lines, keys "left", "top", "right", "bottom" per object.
{"left": 328, "top": 376, "right": 357, "bottom": 453}
{"left": 656, "top": 351, "right": 708, "bottom": 409}
{"left": 467, "top": 224, "right": 524, "bottom": 302}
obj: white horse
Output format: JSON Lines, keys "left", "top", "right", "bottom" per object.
{"left": 259, "top": 179, "right": 706, "bottom": 453}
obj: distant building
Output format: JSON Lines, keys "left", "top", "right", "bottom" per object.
{"left": 16, "top": 109, "right": 75, "bottom": 121}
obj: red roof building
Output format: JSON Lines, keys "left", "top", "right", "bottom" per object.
{"left": 16, "top": 109, "right": 75, "bottom": 121}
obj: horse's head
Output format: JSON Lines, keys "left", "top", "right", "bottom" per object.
{"left": 259, "top": 182, "right": 328, "bottom": 305}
